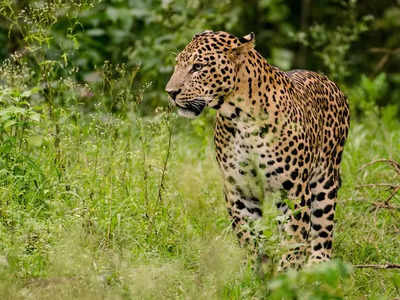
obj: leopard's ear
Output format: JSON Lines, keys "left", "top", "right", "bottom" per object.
{"left": 231, "top": 32, "right": 255, "bottom": 56}
{"left": 238, "top": 32, "right": 255, "bottom": 46}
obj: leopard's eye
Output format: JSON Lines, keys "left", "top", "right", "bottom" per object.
{"left": 192, "top": 63, "right": 203, "bottom": 72}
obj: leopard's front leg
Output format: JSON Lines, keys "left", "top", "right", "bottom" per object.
{"left": 215, "top": 116, "right": 267, "bottom": 267}
{"left": 276, "top": 182, "right": 312, "bottom": 271}
{"left": 224, "top": 185, "right": 266, "bottom": 266}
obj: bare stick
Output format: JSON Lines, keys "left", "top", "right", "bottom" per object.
{"left": 356, "top": 183, "right": 398, "bottom": 189}
{"left": 370, "top": 47, "right": 400, "bottom": 54}
{"left": 384, "top": 185, "right": 400, "bottom": 204}
{"left": 354, "top": 263, "right": 400, "bottom": 269}
{"left": 359, "top": 159, "right": 400, "bottom": 175}
{"left": 371, "top": 201, "right": 400, "bottom": 211}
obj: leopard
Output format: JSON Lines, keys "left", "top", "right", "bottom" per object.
{"left": 165, "top": 30, "right": 350, "bottom": 270}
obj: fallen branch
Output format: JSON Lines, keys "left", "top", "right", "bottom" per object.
{"left": 354, "top": 263, "right": 400, "bottom": 270}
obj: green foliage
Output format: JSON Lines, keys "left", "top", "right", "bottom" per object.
{"left": 268, "top": 261, "right": 352, "bottom": 300}
{"left": 2, "top": 0, "right": 400, "bottom": 115}
{"left": 0, "top": 90, "right": 397, "bottom": 298}
{"left": 346, "top": 73, "right": 388, "bottom": 117}
{"left": 49, "top": 0, "right": 250, "bottom": 109}
{"left": 292, "top": 7, "right": 373, "bottom": 81}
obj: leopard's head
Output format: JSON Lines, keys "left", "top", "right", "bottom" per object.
{"left": 165, "top": 31, "right": 255, "bottom": 118}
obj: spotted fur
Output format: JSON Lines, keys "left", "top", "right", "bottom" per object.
{"left": 165, "top": 31, "right": 350, "bottom": 269}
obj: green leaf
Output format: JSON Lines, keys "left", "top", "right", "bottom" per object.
{"left": 27, "top": 135, "right": 43, "bottom": 147}
{"left": 29, "top": 112, "right": 41, "bottom": 122}
{"left": 3, "top": 119, "right": 16, "bottom": 129}
{"left": 87, "top": 28, "right": 105, "bottom": 36}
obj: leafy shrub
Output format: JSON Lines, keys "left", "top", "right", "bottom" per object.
{"left": 267, "top": 261, "right": 352, "bottom": 300}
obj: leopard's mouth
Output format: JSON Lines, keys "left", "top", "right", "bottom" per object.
{"left": 175, "top": 99, "right": 206, "bottom": 118}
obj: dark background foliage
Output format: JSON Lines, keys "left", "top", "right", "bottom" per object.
{"left": 1, "top": 0, "right": 399, "bottom": 115}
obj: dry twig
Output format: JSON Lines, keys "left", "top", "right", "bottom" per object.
{"left": 371, "top": 201, "right": 400, "bottom": 211}
{"left": 359, "top": 159, "right": 400, "bottom": 174}
{"left": 356, "top": 183, "right": 398, "bottom": 189}
{"left": 354, "top": 263, "right": 400, "bottom": 269}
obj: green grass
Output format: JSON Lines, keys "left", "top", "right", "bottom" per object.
{"left": 0, "top": 103, "right": 399, "bottom": 299}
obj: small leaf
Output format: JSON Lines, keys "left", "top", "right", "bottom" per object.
{"left": 87, "top": 29, "right": 105, "bottom": 36}
{"left": 3, "top": 120, "right": 16, "bottom": 129}
{"left": 21, "top": 90, "right": 32, "bottom": 98}
{"left": 29, "top": 112, "right": 41, "bottom": 122}
{"left": 27, "top": 135, "right": 43, "bottom": 147}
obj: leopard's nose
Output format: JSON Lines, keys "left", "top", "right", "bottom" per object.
{"left": 166, "top": 88, "right": 181, "bottom": 101}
